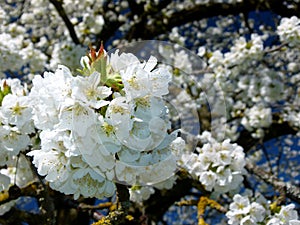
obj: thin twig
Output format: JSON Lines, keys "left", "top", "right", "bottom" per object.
{"left": 79, "top": 202, "right": 113, "bottom": 210}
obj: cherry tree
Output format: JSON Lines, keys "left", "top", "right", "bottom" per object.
{"left": 0, "top": 0, "right": 300, "bottom": 224}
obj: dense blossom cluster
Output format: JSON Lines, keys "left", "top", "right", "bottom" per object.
{"left": 181, "top": 131, "right": 245, "bottom": 193}
{"left": 0, "top": 0, "right": 108, "bottom": 77}
{"left": 191, "top": 24, "right": 288, "bottom": 140}
{"left": 277, "top": 16, "right": 300, "bottom": 46}
{"left": 27, "top": 47, "right": 183, "bottom": 199}
{"left": 0, "top": 79, "right": 36, "bottom": 215}
{"left": 0, "top": 79, "right": 34, "bottom": 167}
{"left": 226, "top": 192, "right": 300, "bottom": 225}
{"left": 241, "top": 104, "right": 273, "bottom": 138}
{"left": 0, "top": 33, "right": 46, "bottom": 77}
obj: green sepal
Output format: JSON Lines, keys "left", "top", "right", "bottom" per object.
{"left": 0, "top": 91, "right": 4, "bottom": 106}
{"left": 0, "top": 82, "right": 11, "bottom": 106}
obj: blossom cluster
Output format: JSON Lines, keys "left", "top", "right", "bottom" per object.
{"left": 27, "top": 46, "right": 183, "bottom": 199}
{"left": 193, "top": 25, "right": 285, "bottom": 141}
{"left": 226, "top": 192, "right": 300, "bottom": 225}
{"left": 181, "top": 131, "right": 245, "bottom": 193}
{"left": 207, "top": 34, "right": 264, "bottom": 76}
{"left": 0, "top": 33, "right": 46, "bottom": 77}
{"left": 0, "top": 0, "right": 105, "bottom": 78}
{"left": 0, "top": 79, "right": 36, "bottom": 215}
{"left": 277, "top": 16, "right": 300, "bottom": 46}
{"left": 0, "top": 79, "right": 34, "bottom": 168}
{"left": 241, "top": 104, "right": 273, "bottom": 138}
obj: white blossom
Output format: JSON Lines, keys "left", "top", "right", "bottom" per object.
{"left": 27, "top": 47, "right": 183, "bottom": 198}
{"left": 181, "top": 132, "right": 245, "bottom": 193}
{"left": 241, "top": 104, "right": 272, "bottom": 138}
{"left": 129, "top": 186, "right": 155, "bottom": 203}
{"left": 277, "top": 16, "right": 300, "bottom": 46}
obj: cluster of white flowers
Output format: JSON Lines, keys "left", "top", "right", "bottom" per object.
{"left": 27, "top": 46, "right": 184, "bottom": 199}
{"left": 0, "top": 79, "right": 35, "bottom": 215}
{"left": 226, "top": 193, "right": 300, "bottom": 225}
{"left": 226, "top": 193, "right": 269, "bottom": 224}
{"left": 181, "top": 131, "right": 245, "bottom": 193}
{"left": 267, "top": 204, "right": 300, "bottom": 225}
{"left": 76, "top": 12, "right": 105, "bottom": 36}
{"left": 129, "top": 186, "right": 155, "bottom": 203}
{"left": 168, "top": 27, "right": 186, "bottom": 45}
{"left": 0, "top": 79, "right": 34, "bottom": 167}
{"left": 285, "top": 110, "right": 300, "bottom": 132}
{"left": 192, "top": 20, "right": 291, "bottom": 141}
{"left": 277, "top": 16, "right": 300, "bottom": 46}
{"left": 223, "top": 34, "right": 264, "bottom": 68}
{"left": 0, "top": 0, "right": 105, "bottom": 78}
{"left": 208, "top": 34, "right": 263, "bottom": 75}
{"left": 241, "top": 104, "right": 273, "bottom": 138}
{"left": 193, "top": 33, "right": 273, "bottom": 141}
{"left": 0, "top": 33, "right": 46, "bottom": 77}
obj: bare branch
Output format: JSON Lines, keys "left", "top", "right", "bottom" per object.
{"left": 79, "top": 202, "right": 113, "bottom": 210}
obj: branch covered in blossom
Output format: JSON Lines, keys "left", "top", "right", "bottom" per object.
{"left": 1, "top": 1, "right": 300, "bottom": 224}
{"left": 124, "top": 0, "right": 300, "bottom": 41}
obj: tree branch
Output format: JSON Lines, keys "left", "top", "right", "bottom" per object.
{"left": 246, "top": 161, "right": 300, "bottom": 204}
{"left": 95, "top": 1, "right": 125, "bottom": 47}
{"left": 49, "top": 0, "right": 80, "bottom": 44}
{"left": 235, "top": 117, "right": 300, "bottom": 204}
{"left": 125, "top": 0, "right": 172, "bottom": 41}
{"left": 126, "top": 0, "right": 300, "bottom": 40}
